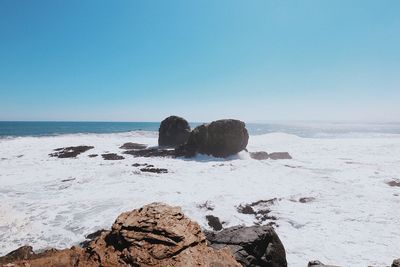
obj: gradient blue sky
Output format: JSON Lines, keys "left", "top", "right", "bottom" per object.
{"left": 0, "top": 0, "right": 399, "bottom": 122}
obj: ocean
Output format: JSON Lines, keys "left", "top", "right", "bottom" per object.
{"left": 1, "top": 121, "right": 400, "bottom": 265}
{"left": 1, "top": 121, "right": 400, "bottom": 138}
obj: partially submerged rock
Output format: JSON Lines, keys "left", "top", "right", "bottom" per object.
{"left": 0, "top": 203, "right": 240, "bottom": 267}
{"left": 49, "top": 146, "right": 94, "bottom": 158}
{"left": 124, "top": 148, "right": 176, "bottom": 158}
{"left": 237, "top": 198, "right": 279, "bottom": 225}
{"left": 308, "top": 260, "right": 341, "bottom": 267}
{"left": 206, "top": 225, "right": 287, "bottom": 267}
{"left": 119, "top": 142, "right": 147, "bottom": 150}
{"left": 299, "top": 197, "right": 316, "bottom": 203}
{"left": 179, "top": 119, "right": 249, "bottom": 158}
{"left": 101, "top": 153, "right": 124, "bottom": 160}
{"left": 206, "top": 215, "right": 223, "bottom": 231}
{"left": 140, "top": 167, "right": 168, "bottom": 173}
{"left": 387, "top": 179, "right": 400, "bottom": 187}
{"left": 158, "top": 116, "right": 191, "bottom": 147}
{"left": 249, "top": 151, "right": 269, "bottom": 160}
{"left": 269, "top": 152, "right": 292, "bottom": 160}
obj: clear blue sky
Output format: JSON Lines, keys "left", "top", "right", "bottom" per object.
{"left": 0, "top": 0, "right": 399, "bottom": 122}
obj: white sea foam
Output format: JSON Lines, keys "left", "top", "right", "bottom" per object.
{"left": 0, "top": 132, "right": 399, "bottom": 266}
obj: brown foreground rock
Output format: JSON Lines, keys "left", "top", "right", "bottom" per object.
{"left": 0, "top": 203, "right": 240, "bottom": 267}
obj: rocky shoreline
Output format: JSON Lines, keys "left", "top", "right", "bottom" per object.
{"left": 1, "top": 202, "right": 398, "bottom": 267}
{"left": 2, "top": 116, "right": 399, "bottom": 266}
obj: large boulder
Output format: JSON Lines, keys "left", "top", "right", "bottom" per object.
{"left": 205, "top": 225, "right": 287, "bottom": 267}
{"left": 158, "top": 116, "right": 191, "bottom": 147}
{"left": 180, "top": 119, "right": 249, "bottom": 158}
{"left": 0, "top": 203, "right": 240, "bottom": 267}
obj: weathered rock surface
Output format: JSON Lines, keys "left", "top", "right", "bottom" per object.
{"left": 0, "top": 203, "right": 240, "bottom": 267}
{"left": 119, "top": 142, "right": 148, "bottom": 150}
{"left": 179, "top": 119, "right": 249, "bottom": 158}
{"left": 158, "top": 116, "right": 191, "bottom": 147}
{"left": 49, "top": 146, "right": 94, "bottom": 158}
{"left": 206, "top": 225, "right": 287, "bottom": 267}
{"left": 101, "top": 153, "right": 125, "bottom": 160}
{"left": 393, "top": 258, "right": 400, "bottom": 267}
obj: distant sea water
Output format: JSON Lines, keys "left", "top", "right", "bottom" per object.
{"left": 1, "top": 121, "right": 400, "bottom": 139}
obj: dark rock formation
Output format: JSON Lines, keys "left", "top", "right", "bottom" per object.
{"left": 88, "top": 154, "right": 98, "bottom": 158}
{"left": 179, "top": 119, "right": 249, "bottom": 158}
{"left": 206, "top": 215, "right": 223, "bottom": 231}
{"left": 119, "top": 142, "right": 147, "bottom": 150}
{"left": 140, "top": 167, "right": 168, "bottom": 174}
{"left": 0, "top": 203, "right": 240, "bottom": 267}
{"left": 250, "top": 151, "right": 269, "bottom": 160}
{"left": 124, "top": 148, "right": 176, "bottom": 158}
{"left": 49, "top": 146, "right": 94, "bottom": 158}
{"left": 206, "top": 225, "right": 287, "bottom": 267}
{"left": 268, "top": 152, "right": 292, "bottom": 160}
{"left": 101, "top": 153, "right": 124, "bottom": 160}
{"left": 158, "top": 116, "right": 191, "bottom": 147}
{"left": 393, "top": 258, "right": 400, "bottom": 267}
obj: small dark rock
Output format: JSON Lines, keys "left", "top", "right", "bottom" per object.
{"left": 88, "top": 154, "right": 98, "bottom": 158}
{"left": 49, "top": 146, "right": 94, "bottom": 158}
{"left": 250, "top": 151, "right": 269, "bottom": 160}
{"left": 140, "top": 168, "right": 168, "bottom": 174}
{"left": 269, "top": 152, "right": 292, "bottom": 160}
{"left": 206, "top": 225, "right": 287, "bottom": 267}
{"left": 387, "top": 179, "right": 400, "bottom": 187}
{"left": 158, "top": 116, "right": 191, "bottom": 147}
{"left": 392, "top": 258, "right": 400, "bottom": 267}
{"left": 206, "top": 215, "right": 223, "bottom": 231}
{"left": 308, "top": 260, "right": 340, "bottom": 267}
{"left": 132, "top": 163, "right": 148, "bottom": 167}
{"left": 101, "top": 153, "right": 125, "bottom": 160}
{"left": 237, "top": 204, "right": 256, "bottom": 215}
{"left": 299, "top": 197, "right": 316, "bottom": 203}
{"left": 119, "top": 142, "right": 148, "bottom": 150}
{"left": 61, "top": 178, "right": 76, "bottom": 182}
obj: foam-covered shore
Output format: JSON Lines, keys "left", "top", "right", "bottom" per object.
{"left": 0, "top": 131, "right": 399, "bottom": 266}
